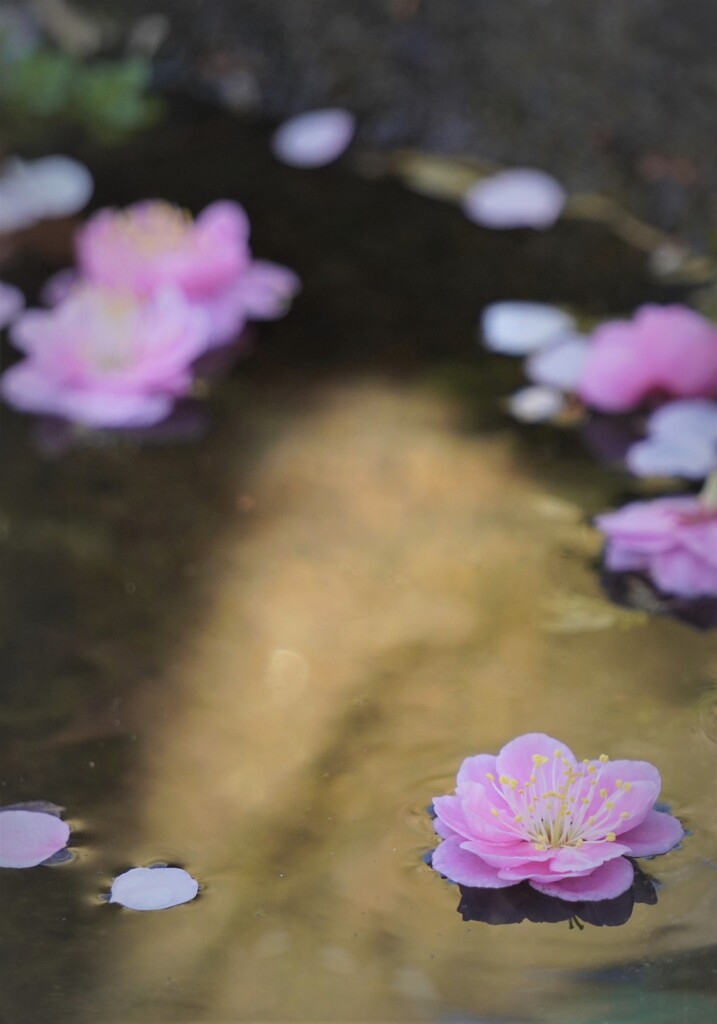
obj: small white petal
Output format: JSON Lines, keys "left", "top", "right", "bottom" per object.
{"left": 272, "top": 109, "right": 355, "bottom": 168}
{"left": 507, "top": 385, "right": 564, "bottom": 423}
{"left": 481, "top": 301, "right": 576, "bottom": 355}
{"left": 526, "top": 335, "right": 590, "bottom": 390}
{"left": 22, "top": 156, "right": 94, "bottom": 218}
{"left": 109, "top": 866, "right": 199, "bottom": 910}
{"left": 626, "top": 436, "right": 717, "bottom": 480}
{"left": 463, "top": 169, "right": 566, "bottom": 230}
{"left": 647, "top": 399, "right": 717, "bottom": 444}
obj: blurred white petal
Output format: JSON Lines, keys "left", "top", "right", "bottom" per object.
{"left": 0, "top": 280, "right": 25, "bottom": 328}
{"left": 526, "top": 335, "right": 589, "bottom": 390}
{"left": 463, "top": 169, "right": 566, "bottom": 230}
{"left": 271, "top": 109, "right": 355, "bottom": 168}
{"left": 647, "top": 399, "right": 717, "bottom": 442}
{"left": 626, "top": 435, "right": 717, "bottom": 479}
{"left": 481, "top": 301, "right": 576, "bottom": 355}
{"left": 507, "top": 385, "right": 564, "bottom": 423}
{"left": 0, "top": 156, "right": 93, "bottom": 233}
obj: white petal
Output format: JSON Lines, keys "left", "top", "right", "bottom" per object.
{"left": 23, "top": 156, "right": 94, "bottom": 218}
{"left": 507, "top": 385, "right": 564, "bottom": 423}
{"left": 463, "top": 169, "right": 566, "bottom": 229}
{"left": 526, "top": 335, "right": 590, "bottom": 390}
{"left": 271, "top": 109, "right": 355, "bottom": 168}
{"left": 647, "top": 399, "right": 717, "bottom": 444}
{"left": 481, "top": 301, "right": 576, "bottom": 355}
{"left": 109, "top": 866, "right": 199, "bottom": 910}
{"left": 626, "top": 435, "right": 717, "bottom": 479}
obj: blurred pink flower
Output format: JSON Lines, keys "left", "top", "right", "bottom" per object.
{"left": 75, "top": 200, "right": 299, "bottom": 346}
{"left": 1, "top": 284, "right": 210, "bottom": 427}
{"left": 578, "top": 305, "right": 717, "bottom": 412}
{"left": 596, "top": 496, "right": 717, "bottom": 597}
{"left": 431, "top": 733, "right": 683, "bottom": 902}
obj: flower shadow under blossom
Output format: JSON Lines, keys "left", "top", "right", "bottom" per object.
{"left": 452, "top": 862, "right": 657, "bottom": 927}
{"left": 600, "top": 567, "right": 717, "bottom": 631}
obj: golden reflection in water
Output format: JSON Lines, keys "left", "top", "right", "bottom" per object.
{"left": 86, "top": 378, "right": 717, "bottom": 1023}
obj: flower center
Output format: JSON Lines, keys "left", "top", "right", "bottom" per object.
{"left": 486, "top": 749, "right": 633, "bottom": 850}
{"left": 115, "top": 202, "right": 191, "bottom": 255}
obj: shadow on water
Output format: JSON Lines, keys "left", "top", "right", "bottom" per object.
{"left": 1, "top": 98, "right": 715, "bottom": 1023}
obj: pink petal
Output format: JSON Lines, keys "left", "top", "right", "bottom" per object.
{"left": 456, "top": 753, "right": 498, "bottom": 787}
{"left": 529, "top": 856, "right": 634, "bottom": 902}
{"left": 618, "top": 808, "right": 684, "bottom": 857}
{"left": 0, "top": 809, "right": 70, "bottom": 868}
{"left": 109, "top": 866, "right": 199, "bottom": 910}
{"left": 463, "top": 169, "right": 566, "bottom": 230}
{"left": 430, "top": 836, "right": 515, "bottom": 889}
{"left": 495, "top": 732, "right": 577, "bottom": 788}
{"left": 650, "top": 547, "right": 717, "bottom": 598}
{"left": 271, "top": 109, "right": 356, "bottom": 169}
{"left": 236, "top": 260, "right": 301, "bottom": 319}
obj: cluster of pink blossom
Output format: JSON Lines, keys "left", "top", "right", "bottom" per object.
{"left": 1, "top": 200, "right": 299, "bottom": 429}
{"left": 481, "top": 300, "right": 717, "bottom": 601}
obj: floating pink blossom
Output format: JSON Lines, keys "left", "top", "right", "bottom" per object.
{"left": 109, "top": 866, "right": 199, "bottom": 910}
{"left": 596, "top": 496, "right": 717, "bottom": 598}
{"left": 0, "top": 280, "right": 24, "bottom": 328}
{"left": 431, "top": 733, "right": 683, "bottom": 902}
{"left": 75, "top": 200, "right": 299, "bottom": 346}
{"left": 463, "top": 169, "right": 566, "bottom": 230}
{"left": 578, "top": 305, "right": 717, "bottom": 413}
{"left": 1, "top": 284, "right": 210, "bottom": 427}
{"left": 271, "top": 108, "right": 356, "bottom": 168}
{"left": 0, "top": 807, "right": 70, "bottom": 868}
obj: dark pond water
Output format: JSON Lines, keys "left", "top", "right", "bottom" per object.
{"left": 1, "top": 99, "right": 716, "bottom": 1024}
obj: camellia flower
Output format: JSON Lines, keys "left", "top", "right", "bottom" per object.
{"left": 578, "top": 305, "right": 717, "bottom": 413}
{"left": 431, "top": 733, "right": 683, "bottom": 902}
{"left": 74, "top": 199, "right": 299, "bottom": 346}
{"left": 596, "top": 495, "right": 717, "bottom": 598}
{"left": 0, "top": 283, "right": 210, "bottom": 427}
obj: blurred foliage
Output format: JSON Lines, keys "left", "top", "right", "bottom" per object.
{"left": 0, "top": 47, "right": 162, "bottom": 146}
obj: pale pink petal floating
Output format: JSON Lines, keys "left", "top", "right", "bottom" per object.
{"left": 507, "top": 385, "right": 564, "bottom": 423}
{"left": 481, "top": 301, "right": 576, "bottom": 355}
{"left": 463, "top": 169, "right": 566, "bottom": 230}
{"left": 0, "top": 808, "right": 70, "bottom": 868}
{"left": 109, "top": 866, "right": 199, "bottom": 910}
{"left": 626, "top": 399, "right": 717, "bottom": 480}
{"left": 0, "top": 281, "right": 25, "bottom": 328}
{"left": 271, "top": 108, "right": 356, "bottom": 168}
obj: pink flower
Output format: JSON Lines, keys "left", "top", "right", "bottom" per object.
{"left": 596, "top": 496, "right": 717, "bottom": 598}
{"left": 578, "top": 305, "right": 717, "bottom": 412}
{"left": 1, "top": 284, "right": 210, "bottom": 428}
{"left": 431, "top": 733, "right": 683, "bottom": 902}
{"left": 75, "top": 200, "right": 299, "bottom": 346}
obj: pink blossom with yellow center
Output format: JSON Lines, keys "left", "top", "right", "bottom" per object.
{"left": 74, "top": 199, "right": 299, "bottom": 346}
{"left": 431, "top": 733, "right": 683, "bottom": 902}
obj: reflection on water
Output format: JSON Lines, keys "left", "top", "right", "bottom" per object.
{"left": 1, "top": 108, "right": 717, "bottom": 1024}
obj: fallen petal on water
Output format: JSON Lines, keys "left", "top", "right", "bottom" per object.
{"left": 463, "top": 169, "right": 566, "bottom": 229}
{"left": 271, "top": 109, "right": 356, "bottom": 168}
{"left": 0, "top": 808, "right": 71, "bottom": 868}
{"left": 526, "top": 335, "right": 590, "bottom": 390}
{"left": 481, "top": 301, "right": 576, "bottom": 355}
{"left": 507, "top": 385, "right": 564, "bottom": 423}
{"left": 109, "top": 866, "right": 199, "bottom": 910}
